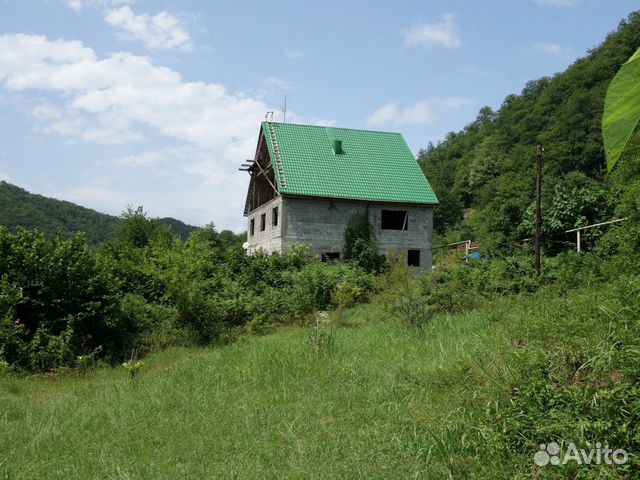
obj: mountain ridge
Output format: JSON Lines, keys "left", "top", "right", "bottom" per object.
{"left": 0, "top": 180, "right": 199, "bottom": 244}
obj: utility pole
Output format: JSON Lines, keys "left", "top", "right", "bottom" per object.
{"left": 535, "top": 144, "right": 544, "bottom": 276}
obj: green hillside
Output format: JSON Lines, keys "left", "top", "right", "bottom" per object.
{"left": 0, "top": 181, "right": 199, "bottom": 243}
{"left": 420, "top": 11, "right": 640, "bottom": 251}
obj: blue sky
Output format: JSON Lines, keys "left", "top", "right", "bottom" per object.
{"left": 0, "top": 0, "right": 637, "bottom": 231}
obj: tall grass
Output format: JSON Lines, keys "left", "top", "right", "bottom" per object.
{"left": 1, "top": 276, "right": 638, "bottom": 479}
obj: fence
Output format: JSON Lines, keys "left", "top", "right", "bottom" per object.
{"left": 435, "top": 218, "right": 628, "bottom": 255}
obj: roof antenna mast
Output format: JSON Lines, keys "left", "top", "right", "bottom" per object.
{"left": 282, "top": 95, "right": 287, "bottom": 123}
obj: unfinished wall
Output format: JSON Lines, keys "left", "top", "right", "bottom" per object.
{"left": 280, "top": 196, "right": 434, "bottom": 273}
{"left": 245, "top": 196, "right": 283, "bottom": 254}
{"left": 245, "top": 195, "right": 434, "bottom": 272}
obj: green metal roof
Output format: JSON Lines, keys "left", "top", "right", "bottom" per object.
{"left": 261, "top": 122, "right": 439, "bottom": 205}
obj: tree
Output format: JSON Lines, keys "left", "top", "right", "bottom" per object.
{"left": 115, "top": 206, "right": 173, "bottom": 248}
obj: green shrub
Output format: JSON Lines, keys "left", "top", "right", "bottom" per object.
{"left": 173, "top": 287, "right": 228, "bottom": 345}
{"left": 245, "top": 313, "right": 277, "bottom": 335}
{"left": 389, "top": 254, "right": 544, "bottom": 322}
{"left": 0, "top": 228, "right": 130, "bottom": 372}
{"left": 75, "top": 346, "right": 102, "bottom": 373}
{"left": 0, "top": 358, "right": 10, "bottom": 377}
{"left": 121, "top": 294, "right": 192, "bottom": 354}
{"left": 0, "top": 217, "right": 376, "bottom": 372}
{"left": 27, "top": 324, "right": 75, "bottom": 372}
{"left": 343, "top": 222, "right": 386, "bottom": 273}
{"left": 391, "top": 286, "right": 432, "bottom": 329}
{"left": 332, "top": 277, "right": 366, "bottom": 310}
{"left": 544, "top": 251, "right": 603, "bottom": 290}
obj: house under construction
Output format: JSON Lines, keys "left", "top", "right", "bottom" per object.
{"left": 240, "top": 120, "right": 439, "bottom": 272}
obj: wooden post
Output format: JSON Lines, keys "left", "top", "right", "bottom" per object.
{"left": 535, "top": 145, "right": 543, "bottom": 276}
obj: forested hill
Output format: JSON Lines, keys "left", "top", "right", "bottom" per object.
{"left": 0, "top": 181, "right": 199, "bottom": 244}
{"left": 420, "top": 11, "right": 640, "bottom": 251}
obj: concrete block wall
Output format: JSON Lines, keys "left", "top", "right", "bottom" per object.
{"left": 245, "top": 196, "right": 283, "bottom": 254}
{"left": 245, "top": 195, "right": 434, "bottom": 273}
{"left": 368, "top": 203, "right": 433, "bottom": 273}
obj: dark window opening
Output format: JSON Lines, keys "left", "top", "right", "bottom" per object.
{"left": 272, "top": 207, "right": 279, "bottom": 227}
{"left": 321, "top": 252, "right": 340, "bottom": 262}
{"left": 260, "top": 213, "right": 266, "bottom": 231}
{"left": 407, "top": 249, "right": 420, "bottom": 267}
{"left": 381, "top": 210, "right": 408, "bottom": 230}
{"left": 249, "top": 218, "right": 255, "bottom": 236}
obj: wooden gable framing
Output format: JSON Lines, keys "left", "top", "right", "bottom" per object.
{"left": 242, "top": 126, "right": 279, "bottom": 215}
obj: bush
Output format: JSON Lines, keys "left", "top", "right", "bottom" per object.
{"left": 343, "top": 222, "right": 386, "bottom": 273}
{"left": 0, "top": 358, "right": 11, "bottom": 376}
{"left": 392, "top": 286, "right": 432, "bottom": 329}
{"left": 245, "top": 262, "right": 373, "bottom": 325}
{"left": 174, "top": 287, "right": 229, "bottom": 345}
{"left": 0, "top": 215, "right": 377, "bottom": 372}
{"left": 388, "top": 254, "right": 544, "bottom": 322}
{"left": 245, "top": 313, "right": 277, "bottom": 335}
{"left": 121, "top": 294, "right": 192, "bottom": 354}
{"left": 544, "top": 251, "right": 603, "bottom": 290}
{"left": 0, "top": 228, "right": 130, "bottom": 372}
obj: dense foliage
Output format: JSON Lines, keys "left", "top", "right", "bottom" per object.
{"left": 0, "top": 181, "right": 203, "bottom": 244}
{"left": 343, "top": 221, "right": 386, "bottom": 273}
{"left": 0, "top": 209, "right": 374, "bottom": 372}
{"left": 0, "top": 228, "right": 128, "bottom": 371}
{"left": 420, "top": 12, "right": 640, "bottom": 253}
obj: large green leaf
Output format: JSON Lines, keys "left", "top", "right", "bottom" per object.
{"left": 603, "top": 47, "right": 640, "bottom": 172}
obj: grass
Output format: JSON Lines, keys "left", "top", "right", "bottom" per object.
{"left": 1, "top": 279, "right": 639, "bottom": 479}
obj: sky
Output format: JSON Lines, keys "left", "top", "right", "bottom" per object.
{"left": 0, "top": 0, "right": 637, "bottom": 231}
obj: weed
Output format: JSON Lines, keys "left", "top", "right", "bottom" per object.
{"left": 309, "top": 311, "right": 334, "bottom": 356}
{"left": 122, "top": 350, "right": 145, "bottom": 380}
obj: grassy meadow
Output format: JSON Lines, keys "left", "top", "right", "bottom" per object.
{"left": 2, "top": 275, "right": 638, "bottom": 479}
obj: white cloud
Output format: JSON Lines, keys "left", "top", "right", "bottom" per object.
{"left": 40, "top": 142, "right": 251, "bottom": 230}
{"left": 403, "top": 14, "right": 461, "bottom": 49}
{"left": 284, "top": 49, "right": 307, "bottom": 60}
{"left": 105, "top": 6, "right": 192, "bottom": 51}
{"left": 0, "top": 33, "right": 281, "bottom": 228}
{"left": 533, "top": 0, "right": 582, "bottom": 7}
{"left": 366, "top": 97, "right": 472, "bottom": 128}
{"left": 66, "top": 0, "right": 130, "bottom": 13}
{"left": 520, "top": 42, "right": 575, "bottom": 60}
{"left": 32, "top": 102, "right": 142, "bottom": 144}
{"left": 0, "top": 34, "right": 268, "bottom": 149}
{"left": 0, "top": 34, "right": 336, "bottom": 229}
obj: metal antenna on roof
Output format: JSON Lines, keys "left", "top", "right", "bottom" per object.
{"left": 281, "top": 95, "right": 287, "bottom": 123}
